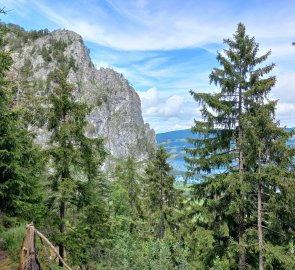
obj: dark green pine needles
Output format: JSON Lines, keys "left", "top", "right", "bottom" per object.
{"left": 0, "top": 17, "right": 45, "bottom": 221}
{"left": 185, "top": 23, "right": 295, "bottom": 269}
{"left": 45, "top": 67, "right": 107, "bottom": 266}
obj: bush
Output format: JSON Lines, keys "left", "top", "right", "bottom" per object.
{"left": 97, "top": 232, "right": 189, "bottom": 270}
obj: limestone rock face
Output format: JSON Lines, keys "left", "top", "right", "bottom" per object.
{"left": 5, "top": 27, "right": 156, "bottom": 162}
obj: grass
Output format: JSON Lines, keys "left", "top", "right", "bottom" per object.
{"left": 0, "top": 223, "right": 26, "bottom": 263}
{"left": 0, "top": 222, "right": 70, "bottom": 269}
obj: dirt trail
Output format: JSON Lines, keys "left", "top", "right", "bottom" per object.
{"left": 0, "top": 244, "right": 16, "bottom": 270}
{"left": 0, "top": 248, "right": 6, "bottom": 260}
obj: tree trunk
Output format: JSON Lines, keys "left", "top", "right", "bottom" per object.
{"left": 258, "top": 181, "right": 263, "bottom": 270}
{"left": 238, "top": 85, "right": 246, "bottom": 270}
{"left": 258, "top": 149, "right": 264, "bottom": 270}
{"left": 18, "top": 226, "right": 41, "bottom": 270}
{"left": 59, "top": 201, "right": 65, "bottom": 267}
{"left": 238, "top": 149, "right": 246, "bottom": 270}
{"left": 238, "top": 210, "right": 246, "bottom": 270}
{"left": 159, "top": 171, "right": 165, "bottom": 239}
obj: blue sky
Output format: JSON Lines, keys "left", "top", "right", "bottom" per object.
{"left": 2, "top": 0, "right": 295, "bottom": 133}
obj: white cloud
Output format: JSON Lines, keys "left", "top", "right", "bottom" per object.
{"left": 138, "top": 87, "right": 159, "bottom": 108}
{"left": 35, "top": 2, "right": 107, "bottom": 43}
{"left": 276, "top": 103, "right": 295, "bottom": 127}
{"left": 4, "top": 0, "right": 295, "bottom": 131}
{"left": 6, "top": 1, "right": 295, "bottom": 53}
{"left": 93, "top": 61, "right": 111, "bottom": 68}
{"left": 271, "top": 72, "right": 295, "bottom": 127}
{"left": 271, "top": 73, "right": 295, "bottom": 102}
{"left": 277, "top": 103, "right": 295, "bottom": 116}
{"left": 159, "top": 95, "right": 184, "bottom": 117}
{"left": 28, "top": 0, "right": 294, "bottom": 55}
{"left": 138, "top": 88, "right": 186, "bottom": 117}
{"left": 137, "top": 88, "right": 202, "bottom": 132}
{"left": 16, "top": 1, "right": 261, "bottom": 51}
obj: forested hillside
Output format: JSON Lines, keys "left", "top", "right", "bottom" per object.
{"left": 1, "top": 9, "right": 295, "bottom": 270}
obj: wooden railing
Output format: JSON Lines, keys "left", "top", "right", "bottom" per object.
{"left": 18, "top": 224, "right": 72, "bottom": 270}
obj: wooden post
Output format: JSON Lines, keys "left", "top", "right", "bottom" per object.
{"left": 33, "top": 226, "right": 72, "bottom": 270}
{"left": 18, "top": 225, "right": 72, "bottom": 270}
{"left": 18, "top": 225, "right": 41, "bottom": 270}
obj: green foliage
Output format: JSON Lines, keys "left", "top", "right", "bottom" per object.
{"left": 44, "top": 67, "right": 107, "bottom": 267}
{"left": 0, "top": 223, "right": 26, "bottom": 261}
{"left": 50, "top": 39, "right": 68, "bottom": 63}
{"left": 65, "top": 184, "right": 110, "bottom": 266}
{"left": 98, "top": 232, "right": 189, "bottom": 270}
{"left": 68, "top": 55, "right": 78, "bottom": 71}
{"left": 144, "top": 146, "right": 180, "bottom": 239}
{"left": 51, "top": 39, "right": 67, "bottom": 52}
{"left": 111, "top": 157, "right": 144, "bottom": 232}
{"left": 1, "top": 22, "right": 49, "bottom": 49}
{"left": 2, "top": 16, "right": 295, "bottom": 270}
{"left": 0, "top": 15, "right": 45, "bottom": 222}
{"left": 104, "top": 153, "right": 189, "bottom": 269}
{"left": 20, "top": 58, "right": 33, "bottom": 77}
{"left": 210, "top": 256, "right": 230, "bottom": 270}
{"left": 41, "top": 44, "right": 52, "bottom": 62}
{"left": 185, "top": 23, "right": 276, "bottom": 176}
{"left": 184, "top": 22, "right": 295, "bottom": 269}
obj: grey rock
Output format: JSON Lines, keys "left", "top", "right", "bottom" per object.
{"left": 5, "top": 28, "right": 156, "bottom": 163}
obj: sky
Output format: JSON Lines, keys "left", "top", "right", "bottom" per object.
{"left": 1, "top": 0, "right": 295, "bottom": 133}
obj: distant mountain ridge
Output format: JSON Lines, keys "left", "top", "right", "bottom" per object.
{"left": 157, "top": 129, "right": 192, "bottom": 143}
{"left": 156, "top": 129, "right": 193, "bottom": 176}
{"left": 157, "top": 128, "right": 295, "bottom": 177}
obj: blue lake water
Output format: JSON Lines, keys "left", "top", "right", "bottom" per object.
{"left": 156, "top": 128, "right": 295, "bottom": 182}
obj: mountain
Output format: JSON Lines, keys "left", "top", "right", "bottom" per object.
{"left": 156, "top": 129, "right": 193, "bottom": 177}
{"left": 3, "top": 24, "right": 156, "bottom": 163}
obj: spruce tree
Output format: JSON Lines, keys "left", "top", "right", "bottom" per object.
{"left": 0, "top": 12, "right": 45, "bottom": 221}
{"left": 45, "top": 67, "right": 106, "bottom": 265}
{"left": 112, "top": 157, "right": 143, "bottom": 233}
{"left": 184, "top": 23, "right": 286, "bottom": 269}
{"left": 242, "top": 101, "right": 295, "bottom": 269}
{"left": 145, "top": 146, "right": 177, "bottom": 239}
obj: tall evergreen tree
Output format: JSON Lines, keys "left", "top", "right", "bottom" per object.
{"left": 111, "top": 157, "right": 143, "bottom": 233}
{"left": 184, "top": 23, "right": 290, "bottom": 269}
{"left": 45, "top": 67, "right": 106, "bottom": 266}
{"left": 242, "top": 101, "right": 295, "bottom": 269}
{"left": 0, "top": 11, "right": 45, "bottom": 221}
{"left": 145, "top": 146, "right": 178, "bottom": 239}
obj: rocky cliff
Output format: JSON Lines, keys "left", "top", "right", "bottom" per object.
{"left": 3, "top": 25, "right": 156, "bottom": 162}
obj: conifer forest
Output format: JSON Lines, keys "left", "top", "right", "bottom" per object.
{"left": 1, "top": 6, "right": 295, "bottom": 270}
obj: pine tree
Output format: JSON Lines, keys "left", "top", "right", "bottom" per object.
{"left": 184, "top": 23, "right": 286, "bottom": 269}
{"left": 0, "top": 11, "right": 45, "bottom": 221}
{"left": 145, "top": 146, "right": 177, "bottom": 239}
{"left": 111, "top": 157, "right": 143, "bottom": 233}
{"left": 66, "top": 170, "right": 110, "bottom": 267}
{"left": 242, "top": 101, "right": 295, "bottom": 269}
{"left": 45, "top": 67, "right": 106, "bottom": 265}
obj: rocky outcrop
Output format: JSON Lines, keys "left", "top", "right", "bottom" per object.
{"left": 4, "top": 26, "right": 156, "bottom": 162}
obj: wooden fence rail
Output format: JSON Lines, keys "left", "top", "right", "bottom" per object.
{"left": 18, "top": 224, "right": 72, "bottom": 270}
